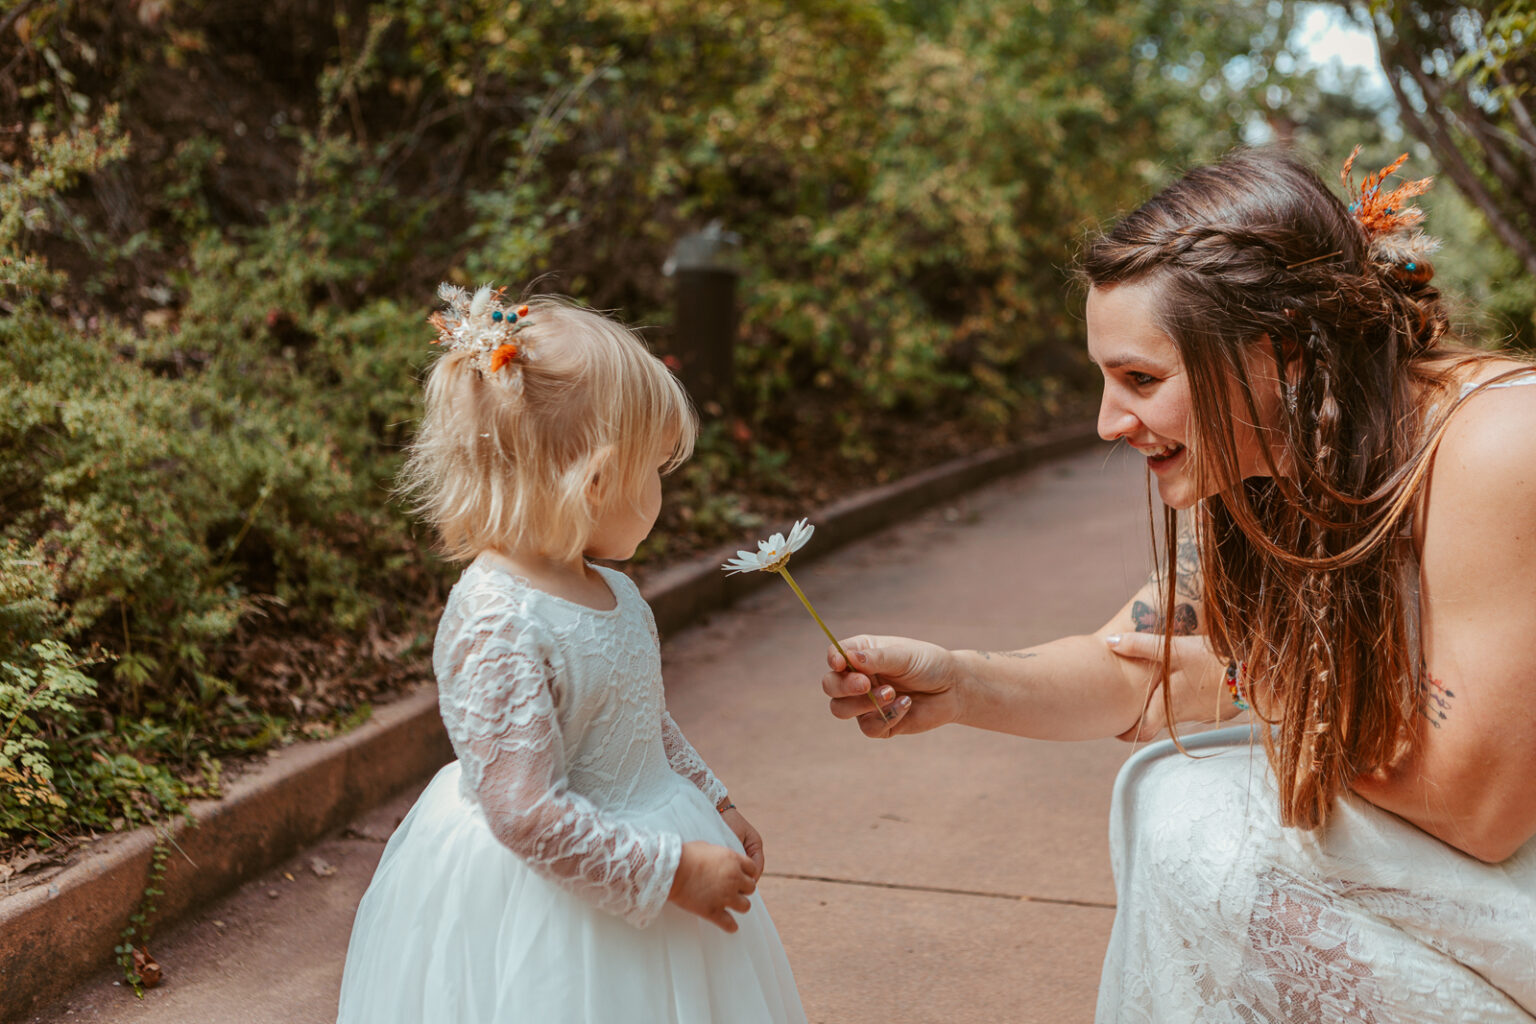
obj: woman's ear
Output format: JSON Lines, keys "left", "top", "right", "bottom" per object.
{"left": 1251, "top": 333, "right": 1301, "bottom": 389}
{"left": 1275, "top": 334, "right": 1303, "bottom": 387}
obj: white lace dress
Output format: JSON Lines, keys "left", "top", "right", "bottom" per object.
{"left": 336, "top": 562, "right": 804, "bottom": 1024}
{"left": 1098, "top": 728, "right": 1536, "bottom": 1022}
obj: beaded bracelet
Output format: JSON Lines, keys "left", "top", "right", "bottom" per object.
{"left": 716, "top": 795, "right": 735, "bottom": 814}
{"left": 1225, "top": 660, "right": 1249, "bottom": 711}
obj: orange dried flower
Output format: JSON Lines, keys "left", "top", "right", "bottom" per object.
{"left": 490, "top": 344, "right": 520, "bottom": 373}
{"left": 1340, "top": 146, "right": 1433, "bottom": 239}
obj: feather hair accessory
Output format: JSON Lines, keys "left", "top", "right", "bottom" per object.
{"left": 428, "top": 283, "right": 534, "bottom": 387}
{"left": 1340, "top": 147, "right": 1440, "bottom": 284}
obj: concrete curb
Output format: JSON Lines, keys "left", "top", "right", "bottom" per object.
{"left": 0, "top": 423, "right": 1104, "bottom": 1020}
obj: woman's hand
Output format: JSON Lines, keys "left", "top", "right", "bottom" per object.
{"left": 668, "top": 841, "right": 757, "bottom": 933}
{"left": 822, "top": 634, "right": 961, "bottom": 738}
{"left": 720, "top": 805, "right": 764, "bottom": 879}
{"left": 1102, "top": 630, "right": 1235, "bottom": 742}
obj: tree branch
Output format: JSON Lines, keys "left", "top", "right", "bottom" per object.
{"left": 1372, "top": 9, "right": 1536, "bottom": 281}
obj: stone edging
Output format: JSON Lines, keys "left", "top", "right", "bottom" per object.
{"left": 0, "top": 423, "right": 1103, "bottom": 1020}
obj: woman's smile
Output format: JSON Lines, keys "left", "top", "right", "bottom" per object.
{"left": 1139, "top": 443, "right": 1187, "bottom": 471}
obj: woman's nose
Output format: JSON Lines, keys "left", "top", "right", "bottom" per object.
{"left": 1097, "top": 391, "right": 1137, "bottom": 442}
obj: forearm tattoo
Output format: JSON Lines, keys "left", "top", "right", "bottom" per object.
{"left": 1419, "top": 671, "right": 1456, "bottom": 728}
{"left": 1131, "top": 600, "right": 1198, "bottom": 635}
{"left": 973, "top": 650, "right": 1038, "bottom": 661}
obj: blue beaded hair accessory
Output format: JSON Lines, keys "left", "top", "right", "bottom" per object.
{"left": 429, "top": 283, "right": 533, "bottom": 384}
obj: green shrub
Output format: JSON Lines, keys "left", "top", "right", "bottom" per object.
{"left": 5, "top": 0, "right": 1528, "bottom": 852}
{"left": 0, "top": 639, "right": 99, "bottom": 837}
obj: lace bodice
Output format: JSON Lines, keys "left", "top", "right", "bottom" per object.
{"left": 433, "top": 561, "right": 727, "bottom": 928}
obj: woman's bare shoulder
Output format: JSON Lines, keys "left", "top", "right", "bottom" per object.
{"left": 1433, "top": 362, "right": 1536, "bottom": 479}
{"left": 1420, "top": 365, "right": 1536, "bottom": 573}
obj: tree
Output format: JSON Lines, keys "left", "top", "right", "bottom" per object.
{"left": 1361, "top": 1, "right": 1536, "bottom": 281}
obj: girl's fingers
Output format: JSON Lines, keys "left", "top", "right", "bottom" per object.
{"left": 742, "top": 836, "right": 764, "bottom": 877}
{"left": 712, "top": 911, "right": 739, "bottom": 933}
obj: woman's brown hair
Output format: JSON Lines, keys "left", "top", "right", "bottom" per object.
{"left": 1083, "top": 148, "right": 1503, "bottom": 830}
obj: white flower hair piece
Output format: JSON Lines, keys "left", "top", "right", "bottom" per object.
{"left": 722, "top": 518, "right": 814, "bottom": 575}
{"left": 429, "top": 283, "right": 534, "bottom": 388}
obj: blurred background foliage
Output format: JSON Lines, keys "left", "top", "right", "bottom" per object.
{"left": 1, "top": 0, "right": 1530, "bottom": 850}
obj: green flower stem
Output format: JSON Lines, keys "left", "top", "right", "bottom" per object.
{"left": 776, "top": 566, "right": 891, "bottom": 723}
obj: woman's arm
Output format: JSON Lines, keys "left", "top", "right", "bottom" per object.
{"left": 1350, "top": 388, "right": 1536, "bottom": 863}
{"left": 825, "top": 519, "right": 1230, "bottom": 740}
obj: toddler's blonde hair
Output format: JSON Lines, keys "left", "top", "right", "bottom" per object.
{"left": 398, "top": 295, "right": 697, "bottom": 563}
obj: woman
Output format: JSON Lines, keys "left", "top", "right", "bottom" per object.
{"left": 823, "top": 149, "right": 1536, "bottom": 1021}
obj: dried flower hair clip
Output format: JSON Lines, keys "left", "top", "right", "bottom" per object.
{"left": 429, "top": 283, "right": 533, "bottom": 385}
{"left": 1340, "top": 146, "right": 1439, "bottom": 285}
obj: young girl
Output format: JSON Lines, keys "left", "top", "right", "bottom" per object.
{"left": 336, "top": 287, "right": 805, "bottom": 1023}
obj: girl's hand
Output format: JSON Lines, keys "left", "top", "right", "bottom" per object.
{"left": 1103, "top": 631, "right": 1235, "bottom": 742}
{"left": 668, "top": 841, "right": 757, "bottom": 933}
{"left": 822, "top": 634, "right": 960, "bottom": 739}
{"left": 720, "top": 806, "right": 764, "bottom": 879}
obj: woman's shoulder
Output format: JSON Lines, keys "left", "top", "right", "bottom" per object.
{"left": 1431, "top": 359, "right": 1536, "bottom": 475}
{"left": 1418, "top": 360, "right": 1536, "bottom": 572}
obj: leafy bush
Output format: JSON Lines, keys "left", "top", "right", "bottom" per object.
{"left": 4, "top": 0, "right": 1527, "bottom": 851}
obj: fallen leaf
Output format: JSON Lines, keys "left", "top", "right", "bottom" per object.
{"left": 309, "top": 856, "right": 337, "bottom": 878}
{"left": 131, "top": 947, "right": 162, "bottom": 989}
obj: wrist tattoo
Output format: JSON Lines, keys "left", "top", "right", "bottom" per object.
{"left": 973, "top": 650, "right": 1037, "bottom": 661}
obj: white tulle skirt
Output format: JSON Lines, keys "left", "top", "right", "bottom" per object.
{"left": 336, "top": 763, "right": 805, "bottom": 1024}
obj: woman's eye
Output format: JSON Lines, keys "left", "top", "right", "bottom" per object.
{"left": 1126, "top": 371, "right": 1158, "bottom": 387}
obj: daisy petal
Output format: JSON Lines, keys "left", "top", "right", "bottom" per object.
{"left": 719, "top": 519, "right": 819, "bottom": 576}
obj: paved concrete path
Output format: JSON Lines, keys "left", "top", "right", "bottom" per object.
{"left": 31, "top": 442, "right": 1152, "bottom": 1024}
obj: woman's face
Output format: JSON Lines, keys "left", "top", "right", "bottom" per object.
{"left": 1086, "top": 280, "right": 1283, "bottom": 509}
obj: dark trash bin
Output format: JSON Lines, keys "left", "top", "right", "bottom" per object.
{"left": 665, "top": 222, "right": 740, "bottom": 416}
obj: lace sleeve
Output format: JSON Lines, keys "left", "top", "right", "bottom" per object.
{"left": 437, "top": 606, "right": 681, "bottom": 928}
{"left": 661, "top": 712, "right": 728, "bottom": 808}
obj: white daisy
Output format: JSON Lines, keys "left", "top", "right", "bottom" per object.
{"left": 721, "top": 518, "right": 814, "bottom": 575}
{"left": 719, "top": 518, "right": 892, "bottom": 723}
